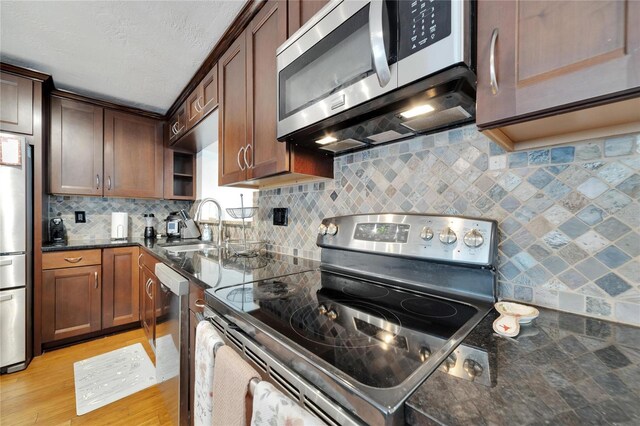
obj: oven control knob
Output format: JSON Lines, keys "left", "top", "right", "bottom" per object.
{"left": 327, "top": 223, "right": 338, "bottom": 236}
{"left": 318, "top": 224, "right": 327, "bottom": 235}
{"left": 440, "top": 353, "right": 457, "bottom": 373}
{"left": 326, "top": 309, "right": 338, "bottom": 321}
{"left": 439, "top": 227, "right": 457, "bottom": 245}
{"left": 419, "top": 347, "right": 431, "bottom": 363}
{"left": 463, "top": 359, "right": 483, "bottom": 381}
{"left": 318, "top": 304, "right": 328, "bottom": 315}
{"left": 420, "top": 226, "right": 434, "bottom": 241}
{"left": 463, "top": 229, "right": 484, "bottom": 248}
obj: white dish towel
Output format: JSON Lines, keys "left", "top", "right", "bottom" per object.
{"left": 251, "top": 381, "right": 325, "bottom": 426}
{"left": 193, "top": 321, "right": 224, "bottom": 426}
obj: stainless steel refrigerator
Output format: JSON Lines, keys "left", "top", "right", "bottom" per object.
{"left": 0, "top": 133, "right": 33, "bottom": 373}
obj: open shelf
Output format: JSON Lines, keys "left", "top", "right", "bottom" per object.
{"left": 165, "top": 150, "right": 196, "bottom": 200}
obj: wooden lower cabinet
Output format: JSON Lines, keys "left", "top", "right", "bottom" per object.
{"left": 102, "top": 247, "right": 140, "bottom": 328}
{"left": 42, "top": 265, "right": 101, "bottom": 342}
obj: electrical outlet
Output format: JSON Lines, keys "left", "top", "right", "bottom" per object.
{"left": 75, "top": 211, "right": 86, "bottom": 223}
{"left": 273, "top": 208, "right": 288, "bottom": 226}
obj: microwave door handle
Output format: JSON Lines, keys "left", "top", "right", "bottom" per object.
{"left": 369, "top": 0, "right": 391, "bottom": 87}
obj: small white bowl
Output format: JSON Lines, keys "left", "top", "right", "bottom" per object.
{"left": 495, "top": 301, "right": 539, "bottom": 324}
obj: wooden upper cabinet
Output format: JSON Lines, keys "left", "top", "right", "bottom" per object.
{"left": 104, "top": 110, "right": 164, "bottom": 198}
{"left": 168, "top": 102, "right": 186, "bottom": 145}
{"left": 42, "top": 265, "right": 102, "bottom": 343}
{"left": 200, "top": 64, "right": 218, "bottom": 116}
{"left": 247, "top": 0, "right": 289, "bottom": 180}
{"left": 0, "top": 72, "right": 33, "bottom": 135}
{"left": 102, "top": 247, "right": 140, "bottom": 329}
{"left": 50, "top": 97, "right": 103, "bottom": 196}
{"left": 477, "top": 0, "right": 640, "bottom": 128}
{"left": 288, "top": 0, "right": 330, "bottom": 34}
{"left": 219, "top": 32, "right": 249, "bottom": 185}
{"left": 185, "top": 89, "right": 203, "bottom": 131}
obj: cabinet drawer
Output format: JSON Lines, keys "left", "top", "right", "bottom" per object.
{"left": 139, "top": 250, "right": 161, "bottom": 272}
{"left": 42, "top": 250, "right": 101, "bottom": 270}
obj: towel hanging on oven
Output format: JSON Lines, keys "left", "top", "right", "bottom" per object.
{"left": 212, "top": 345, "right": 261, "bottom": 426}
{"left": 250, "top": 381, "right": 325, "bottom": 426}
{"left": 193, "top": 321, "right": 224, "bottom": 426}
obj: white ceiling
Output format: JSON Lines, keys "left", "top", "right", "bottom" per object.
{"left": 0, "top": 1, "right": 245, "bottom": 114}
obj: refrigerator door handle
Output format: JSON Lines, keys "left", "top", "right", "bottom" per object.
{"left": 0, "top": 294, "right": 13, "bottom": 302}
{"left": 0, "top": 259, "right": 12, "bottom": 266}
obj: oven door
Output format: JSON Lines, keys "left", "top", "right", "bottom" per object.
{"left": 277, "top": 0, "right": 398, "bottom": 140}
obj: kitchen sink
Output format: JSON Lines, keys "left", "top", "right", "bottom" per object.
{"left": 159, "top": 242, "right": 218, "bottom": 253}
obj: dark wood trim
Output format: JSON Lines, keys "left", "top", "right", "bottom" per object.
{"left": 165, "top": 0, "right": 267, "bottom": 119}
{"left": 0, "top": 62, "right": 51, "bottom": 82}
{"left": 33, "top": 80, "right": 45, "bottom": 356}
{"left": 50, "top": 89, "right": 164, "bottom": 120}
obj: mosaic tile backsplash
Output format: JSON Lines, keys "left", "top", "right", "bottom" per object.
{"left": 48, "top": 196, "right": 192, "bottom": 240}
{"left": 253, "top": 125, "right": 640, "bottom": 326}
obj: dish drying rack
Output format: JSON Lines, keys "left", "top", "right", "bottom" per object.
{"left": 225, "top": 194, "right": 265, "bottom": 257}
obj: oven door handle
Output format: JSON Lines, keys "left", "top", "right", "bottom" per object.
{"left": 369, "top": 0, "right": 391, "bottom": 87}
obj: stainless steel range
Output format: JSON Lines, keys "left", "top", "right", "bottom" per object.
{"left": 204, "top": 213, "right": 497, "bottom": 425}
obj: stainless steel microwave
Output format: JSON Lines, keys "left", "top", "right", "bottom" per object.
{"left": 276, "top": 0, "right": 475, "bottom": 154}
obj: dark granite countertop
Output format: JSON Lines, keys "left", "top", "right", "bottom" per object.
{"left": 42, "top": 238, "right": 145, "bottom": 251}
{"left": 406, "top": 308, "right": 640, "bottom": 426}
{"left": 42, "top": 238, "right": 319, "bottom": 291}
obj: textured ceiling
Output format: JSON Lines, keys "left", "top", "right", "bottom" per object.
{"left": 0, "top": 1, "right": 245, "bottom": 113}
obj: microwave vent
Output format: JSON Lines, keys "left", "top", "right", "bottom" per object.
{"left": 367, "top": 130, "right": 408, "bottom": 145}
{"left": 400, "top": 106, "right": 471, "bottom": 133}
{"left": 318, "top": 138, "right": 366, "bottom": 153}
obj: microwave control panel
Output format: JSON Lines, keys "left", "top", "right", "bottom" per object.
{"left": 398, "top": 0, "right": 451, "bottom": 60}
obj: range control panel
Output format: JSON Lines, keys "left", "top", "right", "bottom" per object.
{"left": 317, "top": 214, "right": 498, "bottom": 266}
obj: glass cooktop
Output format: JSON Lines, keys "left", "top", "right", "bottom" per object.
{"left": 210, "top": 270, "right": 477, "bottom": 388}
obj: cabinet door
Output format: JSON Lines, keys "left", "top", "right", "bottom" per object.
{"left": 477, "top": 0, "right": 640, "bottom": 127}
{"left": 102, "top": 247, "right": 140, "bottom": 328}
{"left": 185, "top": 87, "right": 203, "bottom": 131}
{"left": 200, "top": 64, "right": 218, "bottom": 116}
{"left": 247, "top": 0, "right": 289, "bottom": 180}
{"left": 50, "top": 97, "right": 104, "bottom": 196}
{"left": 0, "top": 72, "right": 33, "bottom": 135}
{"left": 168, "top": 103, "right": 187, "bottom": 144}
{"left": 42, "top": 265, "right": 101, "bottom": 342}
{"left": 140, "top": 265, "right": 156, "bottom": 349}
{"left": 219, "top": 33, "right": 249, "bottom": 185}
{"left": 104, "top": 110, "right": 164, "bottom": 198}
{"left": 287, "top": 0, "right": 330, "bottom": 34}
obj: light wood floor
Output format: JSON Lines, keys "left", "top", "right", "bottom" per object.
{"left": 0, "top": 329, "right": 173, "bottom": 425}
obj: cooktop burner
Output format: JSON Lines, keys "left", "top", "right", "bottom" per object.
{"left": 401, "top": 297, "right": 458, "bottom": 318}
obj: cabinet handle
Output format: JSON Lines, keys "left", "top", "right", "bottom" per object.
{"left": 171, "top": 123, "right": 178, "bottom": 135}
{"left": 138, "top": 253, "right": 143, "bottom": 268}
{"left": 244, "top": 144, "right": 253, "bottom": 169}
{"left": 237, "top": 146, "right": 246, "bottom": 171}
{"left": 175, "top": 124, "right": 185, "bottom": 133}
{"left": 197, "top": 97, "right": 204, "bottom": 111}
{"left": 64, "top": 256, "right": 83, "bottom": 263}
{"left": 96, "top": 174, "right": 100, "bottom": 190}
{"left": 194, "top": 299, "right": 205, "bottom": 308}
{"left": 107, "top": 176, "right": 112, "bottom": 190}
{"left": 94, "top": 271, "right": 98, "bottom": 289}
{"left": 146, "top": 278, "right": 153, "bottom": 299}
{"left": 193, "top": 98, "right": 202, "bottom": 113}
{"left": 489, "top": 28, "right": 499, "bottom": 95}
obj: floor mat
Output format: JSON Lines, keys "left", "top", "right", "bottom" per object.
{"left": 73, "top": 342, "right": 156, "bottom": 415}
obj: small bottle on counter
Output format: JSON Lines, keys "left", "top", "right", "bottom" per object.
{"left": 201, "top": 223, "right": 213, "bottom": 242}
